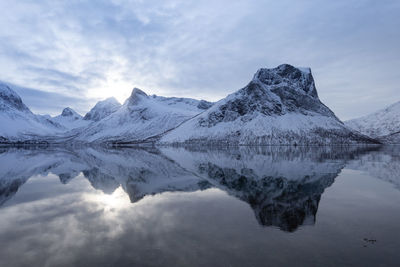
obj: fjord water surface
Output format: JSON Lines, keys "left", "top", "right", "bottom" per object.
{"left": 0, "top": 146, "right": 399, "bottom": 267}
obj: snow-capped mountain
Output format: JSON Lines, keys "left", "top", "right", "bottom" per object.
{"left": 49, "top": 98, "right": 121, "bottom": 133}
{"left": 0, "top": 82, "right": 212, "bottom": 143}
{"left": 0, "top": 64, "right": 386, "bottom": 145}
{"left": 345, "top": 101, "right": 400, "bottom": 143}
{"left": 0, "top": 82, "right": 63, "bottom": 142}
{"left": 75, "top": 88, "right": 213, "bottom": 143}
{"left": 83, "top": 97, "right": 121, "bottom": 122}
{"left": 51, "top": 107, "right": 89, "bottom": 130}
{"left": 160, "top": 64, "right": 377, "bottom": 145}
{"left": 0, "top": 82, "right": 31, "bottom": 113}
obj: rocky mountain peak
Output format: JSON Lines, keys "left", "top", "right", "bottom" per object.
{"left": 61, "top": 107, "right": 75, "bottom": 117}
{"left": 126, "top": 88, "right": 148, "bottom": 106}
{"left": 252, "top": 64, "right": 317, "bottom": 98}
{"left": 197, "top": 64, "right": 337, "bottom": 128}
{"left": 197, "top": 100, "right": 213, "bottom": 110}
{"left": 83, "top": 97, "right": 121, "bottom": 121}
{"left": 60, "top": 107, "right": 82, "bottom": 121}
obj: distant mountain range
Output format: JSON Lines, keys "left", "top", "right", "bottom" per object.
{"left": 1, "top": 64, "right": 396, "bottom": 145}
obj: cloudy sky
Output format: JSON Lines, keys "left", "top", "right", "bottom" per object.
{"left": 0, "top": 0, "right": 399, "bottom": 119}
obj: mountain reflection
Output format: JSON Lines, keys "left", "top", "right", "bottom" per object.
{"left": 161, "top": 146, "right": 359, "bottom": 232}
{"left": 0, "top": 145, "right": 387, "bottom": 232}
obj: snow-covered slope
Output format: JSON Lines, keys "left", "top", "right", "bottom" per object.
{"left": 345, "top": 101, "right": 400, "bottom": 143}
{"left": 0, "top": 82, "right": 31, "bottom": 113}
{"left": 0, "top": 82, "right": 63, "bottom": 141}
{"left": 379, "top": 132, "right": 400, "bottom": 144}
{"left": 51, "top": 107, "right": 90, "bottom": 130}
{"left": 75, "top": 88, "right": 213, "bottom": 143}
{"left": 160, "top": 64, "right": 377, "bottom": 145}
{"left": 83, "top": 97, "right": 121, "bottom": 122}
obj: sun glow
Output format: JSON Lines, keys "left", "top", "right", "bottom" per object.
{"left": 86, "top": 56, "right": 136, "bottom": 104}
{"left": 89, "top": 186, "right": 131, "bottom": 211}
{"left": 92, "top": 72, "right": 132, "bottom": 104}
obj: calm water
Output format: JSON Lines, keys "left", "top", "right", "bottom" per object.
{"left": 0, "top": 145, "right": 399, "bottom": 267}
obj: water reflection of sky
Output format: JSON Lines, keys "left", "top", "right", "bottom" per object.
{"left": 0, "top": 146, "right": 400, "bottom": 266}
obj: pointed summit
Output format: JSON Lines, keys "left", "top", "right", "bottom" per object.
{"left": 75, "top": 89, "right": 210, "bottom": 142}
{"left": 84, "top": 97, "right": 121, "bottom": 121}
{"left": 51, "top": 107, "right": 88, "bottom": 130}
{"left": 131, "top": 87, "right": 147, "bottom": 96}
{"left": 61, "top": 107, "right": 81, "bottom": 118}
{"left": 125, "top": 88, "right": 148, "bottom": 106}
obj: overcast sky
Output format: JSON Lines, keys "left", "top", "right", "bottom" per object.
{"left": 0, "top": 0, "right": 399, "bottom": 119}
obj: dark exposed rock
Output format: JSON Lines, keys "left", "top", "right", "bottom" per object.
{"left": 200, "top": 64, "right": 338, "bottom": 127}
{"left": 197, "top": 100, "right": 213, "bottom": 110}
{"left": 61, "top": 108, "right": 74, "bottom": 117}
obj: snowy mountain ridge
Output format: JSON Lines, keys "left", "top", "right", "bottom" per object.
{"left": 0, "top": 82, "right": 65, "bottom": 141}
{"left": 51, "top": 107, "right": 90, "bottom": 131}
{"left": 0, "top": 83, "right": 31, "bottom": 113}
{"left": 345, "top": 101, "right": 400, "bottom": 143}
{"left": 83, "top": 97, "right": 121, "bottom": 122}
{"left": 0, "top": 64, "right": 390, "bottom": 145}
{"left": 74, "top": 88, "right": 213, "bottom": 143}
